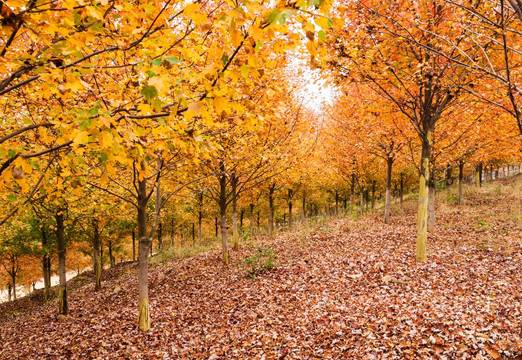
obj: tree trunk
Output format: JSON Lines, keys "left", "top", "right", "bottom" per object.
{"left": 92, "top": 218, "right": 102, "bottom": 292}
{"left": 137, "top": 164, "right": 151, "bottom": 332}
{"left": 56, "top": 211, "right": 68, "bottom": 315}
{"left": 427, "top": 178, "right": 436, "bottom": 232}
{"left": 359, "top": 187, "right": 364, "bottom": 215}
{"left": 214, "top": 217, "right": 218, "bottom": 238}
{"left": 335, "top": 190, "right": 339, "bottom": 216}
{"left": 256, "top": 211, "right": 260, "bottom": 232}
{"left": 231, "top": 174, "right": 239, "bottom": 251}
{"left": 384, "top": 157, "right": 393, "bottom": 224}
{"left": 287, "top": 189, "right": 293, "bottom": 228}
{"left": 268, "top": 183, "right": 275, "bottom": 234}
{"left": 157, "top": 222, "right": 163, "bottom": 250}
{"left": 445, "top": 165, "right": 453, "bottom": 187}
{"left": 219, "top": 168, "right": 229, "bottom": 265}
{"left": 399, "top": 173, "right": 404, "bottom": 205}
{"left": 416, "top": 131, "right": 431, "bottom": 263}
{"left": 41, "top": 227, "right": 51, "bottom": 302}
{"left": 192, "top": 223, "right": 195, "bottom": 245}
{"left": 198, "top": 210, "right": 202, "bottom": 243}
{"left": 250, "top": 203, "right": 255, "bottom": 235}
{"left": 458, "top": 161, "right": 464, "bottom": 204}
{"left": 132, "top": 230, "right": 136, "bottom": 262}
{"left": 10, "top": 263, "right": 16, "bottom": 300}
{"left": 476, "top": 162, "right": 483, "bottom": 187}
{"left": 350, "top": 174, "right": 355, "bottom": 213}
{"left": 7, "top": 283, "right": 11, "bottom": 302}
{"left": 239, "top": 209, "right": 244, "bottom": 236}
{"left": 370, "top": 181, "right": 376, "bottom": 210}
{"left": 108, "top": 240, "right": 115, "bottom": 267}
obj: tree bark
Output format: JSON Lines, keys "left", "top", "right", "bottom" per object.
{"left": 476, "top": 162, "right": 483, "bottom": 187}
{"left": 359, "top": 186, "right": 364, "bottom": 215}
{"left": 56, "top": 211, "right": 67, "bottom": 315}
{"left": 10, "top": 261, "right": 17, "bottom": 300}
{"left": 370, "top": 181, "right": 376, "bottom": 210}
{"left": 218, "top": 165, "right": 229, "bottom": 265}
{"left": 132, "top": 230, "right": 136, "bottom": 262}
{"left": 198, "top": 210, "right": 202, "bottom": 243}
{"left": 250, "top": 203, "right": 255, "bottom": 235}
{"left": 157, "top": 222, "right": 163, "bottom": 250}
{"left": 231, "top": 173, "right": 239, "bottom": 251}
{"left": 384, "top": 157, "right": 393, "bottom": 224}
{"left": 416, "top": 131, "right": 431, "bottom": 263}
{"left": 458, "top": 161, "right": 464, "bottom": 204}
{"left": 137, "top": 162, "right": 151, "bottom": 332}
{"left": 427, "top": 177, "right": 436, "bottom": 232}
{"left": 399, "top": 173, "right": 404, "bottom": 205}
{"left": 335, "top": 190, "right": 339, "bottom": 216}
{"left": 41, "top": 227, "right": 51, "bottom": 301}
{"left": 287, "top": 189, "right": 293, "bottom": 228}
{"left": 92, "top": 218, "right": 101, "bottom": 292}
{"left": 268, "top": 183, "right": 275, "bottom": 234}
{"left": 350, "top": 173, "right": 355, "bottom": 213}
{"left": 108, "top": 240, "right": 115, "bottom": 267}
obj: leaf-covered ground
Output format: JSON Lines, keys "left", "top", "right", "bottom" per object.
{"left": 1, "top": 179, "right": 521, "bottom": 360}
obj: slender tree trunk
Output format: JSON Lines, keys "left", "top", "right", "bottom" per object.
{"left": 137, "top": 163, "right": 151, "bottom": 332}
{"left": 239, "top": 209, "right": 244, "bottom": 236}
{"left": 10, "top": 264, "right": 16, "bottom": 300}
{"left": 476, "top": 162, "right": 483, "bottom": 187}
{"left": 7, "top": 283, "right": 11, "bottom": 302}
{"left": 350, "top": 174, "right": 355, "bottom": 213}
{"left": 158, "top": 222, "right": 163, "bottom": 250}
{"left": 41, "top": 227, "right": 51, "bottom": 301}
{"left": 416, "top": 131, "right": 431, "bottom": 263}
{"left": 92, "top": 218, "right": 101, "bottom": 292}
{"left": 214, "top": 217, "right": 218, "bottom": 238}
{"left": 231, "top": 174, "right": 239, "bottom": 251}
{"left": 218, "top": 167, "right": 229, "bottom": 265}
{"left": 399, "top": 173, "right": 404, "bottom": 205}
{"left": 445, "top": 165, "right": 453, "bottom": 187}
{"left": 256, "top": 211, "right": 260, "bottom": 232}
{"left": 370, "top": 181, "right": 376, "bottom": 210}
{"left": 427, "top": 177, "right": 436, "bottom": 232}
{"left": 249, "top": 203, "right": 255, "bottom": 234}
{"left": 359, "top": 187, "right": 364, "bottom": 215}
{"left": 335, "top": 190, "right": 339, "bottom": 216}
{"left": 192, "top": 223, "right": 195, "bottom": 245}
{"left": 385, "top": 157, "right": 393, "bottom": 224}
{"left": 108, "top": 240, "right": 115, "bottom": 267}
{"left": 198, "top": 210, "right": 202, "bottom": 243}
{"left": 132, "top": 230, "right": 136, "bottom": 262}
{"left": 268, "top": 183, "right": 275, "bottom": 234}
{"left": 56, "top": 211, "right": 67, "bottom": 315}
{"left": 458, "top": 161, "right": 464, "bottom": 204}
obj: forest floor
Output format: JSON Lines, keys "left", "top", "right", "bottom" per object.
{"left": 0, "top": 177, "right": 521, "bottom": 360}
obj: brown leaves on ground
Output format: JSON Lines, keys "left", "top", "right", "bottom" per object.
{"left": 0, "top": 186, "right": 521, "bottom": 359}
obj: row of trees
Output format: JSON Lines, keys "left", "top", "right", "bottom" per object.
{"left": 1, "top": 0, "right": 521, "bottom": 333}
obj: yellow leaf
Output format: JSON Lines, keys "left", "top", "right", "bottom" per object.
{"left": 214, "top": 96, "right": 228, "bottom": 114}
{"left": 102, "top": 131, "right": 113, "bottom": 147}
{"left": 73, "top": 131, "right": 89, "bottom": 146}
{"left": 148, "top": 75, "right": 170, "bottom": 94}
{"left": 315, "top": 17, "right": 331, "bottom": 29}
